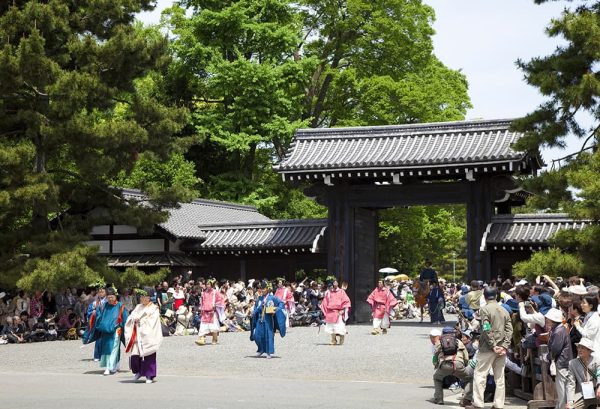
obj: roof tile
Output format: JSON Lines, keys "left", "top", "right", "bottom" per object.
{"left": 483, "top": 213, "right": 590, "bottom": 249}
{"left": 278, "top": 119, "right": 529, "bottom": 174}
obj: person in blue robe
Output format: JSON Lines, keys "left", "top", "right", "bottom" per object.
{"left": 94, "top": 287, "right": 128, "bottom": 375}
{"left": 250, "top": 281, "right": 286, "bottom": 358}
{"left": 83, "top": 286, "right": 106, "bottom": 361}
{"left": 427, "top": 282, "right": 445, "bottom": 324}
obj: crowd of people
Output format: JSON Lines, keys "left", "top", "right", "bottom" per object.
{"left": 1, "top": 269, "right": 600, "bottom": 407}
{"left": 426, "top": 274, "right": 600, "bottom": 409}
{"left": 0, "top": 274, "right": 351, "bottom": 345}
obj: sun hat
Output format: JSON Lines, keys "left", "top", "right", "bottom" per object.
{"left": 430, "top": 329, "right": 442, "bottom": 337}
{"left": 166, "top": 287, "right": 175, "bottom": 294}
{"left": 544, "top": 308, "right": 564, "bottom": 323}
{"left": 531, "top": 295, "right": 552, "bottom": 315}
{"left": 502, "top": 299, "right": 519, "bottom": 314}
{"left": 568, "top": 285, "right": 587, "bottom": 296}
{"left": 576, "top": 338, "right": 595, "bottom": 352}
{"left": 516, "top": 279, "right": 528, "bottom": 286}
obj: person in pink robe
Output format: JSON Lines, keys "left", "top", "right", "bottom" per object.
{"left": 274, "top": 279, "right": 296, "bottom": 328}
{"left": 320, "top": 278, "right": 351, "bottom": 345}
{"left": 195, "top": 279, "right": 226, "bottom": 346}
{"left": 367, "top": 279, "right": 398, "bottom": 335}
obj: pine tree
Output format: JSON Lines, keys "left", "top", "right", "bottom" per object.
{"left": 0, "top": 1, "right": 188, "bottom": 288}
{"left": 513, "top": 1, "right": 600, "bottom": 278}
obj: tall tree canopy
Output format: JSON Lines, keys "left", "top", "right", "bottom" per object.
{"left": 163, "top": 0, "right": 471, "bottom": 218}
{"left": 161, "top": 0, "right": 472, "bottom": 272}
{"left": 513, "top": 0, "right": 600, "bottom": 278}
{"left": 0, "top": 1, "right": 188, "bottom": 288}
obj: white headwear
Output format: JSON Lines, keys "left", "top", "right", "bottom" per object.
{"left": 568, "top": 285, "right": 587, "bottom": 296}
{"left": 544, "top": 308, "right": 563, "bottom": 323}
{"left": 576, "top": 337, "right": 595, "bottom": 352}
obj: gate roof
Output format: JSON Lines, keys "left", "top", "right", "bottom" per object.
{"left": 481, "top": 213, "right": 590, "bottom": 251}
{"left": 276, "top": 119, "right": 541, "bottom": 181}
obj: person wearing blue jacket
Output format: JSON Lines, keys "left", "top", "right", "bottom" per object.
{"left": 250, "top": 281, "right": 286, "bottom": 359}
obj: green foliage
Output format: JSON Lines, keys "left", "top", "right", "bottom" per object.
{"left": 115, "top": 152, "right": 201, "bottom": 203}
{"left": 299, "top": 0, "right": 471, "bottom": 127}
{"left": 163, "top": 0, "right": 471, "bottom": 225}
{"left": 111, "top": 267, "right": 168, "bottom": 290}
{"left": 512, "top": 248, "right": 584, "bottom": 280}
{"left": 17, "top": 245, "right": 108, "bottom": 292}
{"left": 0, "top": 1, "right": 189, "bottom": 289}
{"left": 512, "top": 1, "right": 600, "bottom": 278}
{"left": 378, "top": 205, "right": 466, "bottom": 277}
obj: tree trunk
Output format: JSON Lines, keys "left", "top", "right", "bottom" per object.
{"left": 31, "top": 133, "right": 48, "bottom": 232}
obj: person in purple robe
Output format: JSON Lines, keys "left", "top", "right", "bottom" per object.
{"left": 124, "top": 288, "right": 163, "bottom": 383}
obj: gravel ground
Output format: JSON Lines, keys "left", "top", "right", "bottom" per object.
{"left": 0, "top": 320, "right": 435, "bottom": 382}
{"left": 0, "top": 318, "right": 527, "bottom": 409}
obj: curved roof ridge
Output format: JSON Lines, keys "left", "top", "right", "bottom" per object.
{"left": 188, "top": 198, "right": 259, "bottom": 212}
{"left": 492, "top": 213, "right": 580, "bottom": 221}
{"left": 120, "top": 187, "right": 260, "bottom": 212}
{"left": 277, "top": 118, "right": 536, "bottom": 175}
{"left": 294, "top": 118, "right": 516, "bottom": 139}
{"left": 198, "top": 218, "right": 328, "bottom": 230}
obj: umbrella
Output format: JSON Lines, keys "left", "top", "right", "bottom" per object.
{"left": 392, "top": 274, "right": 410, "bottom": 282}
{"left": 379, "top": 267, "right": 399, "bottom": 274}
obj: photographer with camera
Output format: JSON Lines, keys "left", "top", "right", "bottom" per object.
{"left": 431, "top": 327, "right": 473, "bottom": 405}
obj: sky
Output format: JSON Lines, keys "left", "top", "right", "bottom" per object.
{"left": 138, "top": 0, "right": 586, "bottom": 166}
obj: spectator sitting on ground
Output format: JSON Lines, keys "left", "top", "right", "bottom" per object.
{"left": 19, "top": 311, "right": 31, "bottom": 334}
{"left": 5, "top": 316, "right": 26, "bottom": 344}
{"left": 28, "top": 317, "right": 49, "bottom": 342}
{"left": 0, "top": 316, "right": 13, "bottom": 343}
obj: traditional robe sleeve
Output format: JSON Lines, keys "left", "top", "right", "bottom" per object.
{"left": 386, "top": 290, "right": 399, "bottom": 314}
{"left": 215, "top": 292, "right": 227, "bottom": 322}
{"left": 320, "top": 291, "right": 330, "bottom": 317}
{"left": 341, "top": 290, "right": 351, "bottom": 321}
{"left": 366, "top": 290, "right": 376, "bottom": 308}
{"left": 124, "top": 305, "right": 140, "bottom": 350}
{"left": 250, "top": 301, "right": 261, "bottom": 341}
{"left": 286, "top": 290, "right": 296, "bottom": 315}
{"left": 272, "top": 296, "right": 287, "bottom": 338}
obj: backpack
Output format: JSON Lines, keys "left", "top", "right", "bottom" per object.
{"left": 440, "top": 332, "right": 458, "bottom": 356}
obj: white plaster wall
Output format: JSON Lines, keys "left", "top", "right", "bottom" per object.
{"left": 90, "top": 225, "right": 110, "bottom": 235}
{"left": 113, "top": 225, "right": 138, "bottom": 234}
{"left": 112, "top": 239, "right": 164, "bottom": 253}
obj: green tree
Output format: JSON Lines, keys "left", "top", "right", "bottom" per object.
{"left": 0, "top": 1, "right": 188, "bottom": 288}
{"left": 512, "top": 1, "right": 600, "bottom": 278}
{"left": 513, "top": 248, "right": 583, "bottom": 280}
{"left": 379, "top": 205, "right": 466, "bottom": 277}
{"left": 162, "top": 0, "right": 471, "bottom": 224}
{"left": 300, "top": 0, "right": 471, "bottom": 127}
{"left": 115, "top": 152, "right": 201, "bottom": 203}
